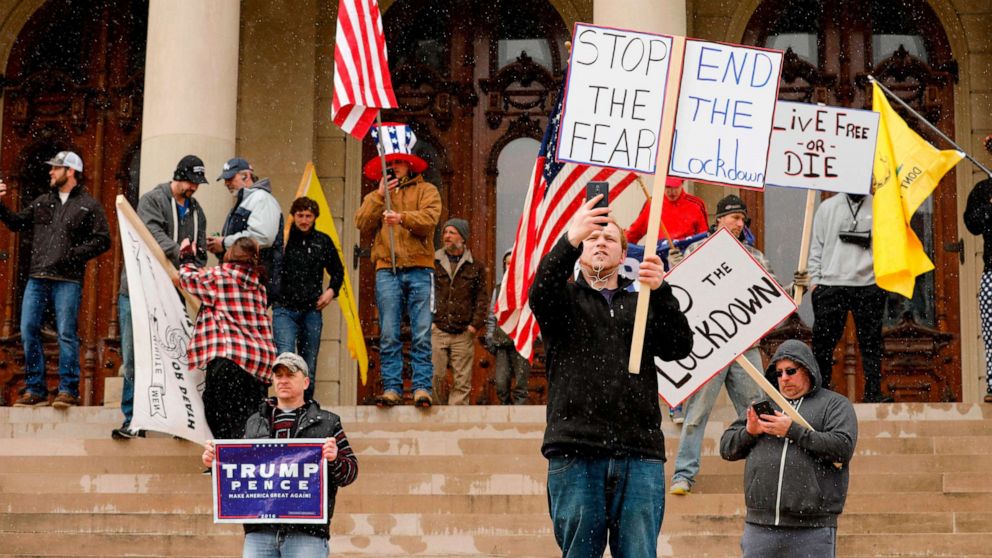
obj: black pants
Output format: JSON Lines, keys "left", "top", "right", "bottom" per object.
{"left": 811, "top": 284, "right": 886, "bottom": 399}
{"left": 203, "top": 358, "right": 268, "bottom": 440}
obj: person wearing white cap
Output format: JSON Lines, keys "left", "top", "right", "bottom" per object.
{"left": 0, "top": 150, "right": 110, "bottom": 408}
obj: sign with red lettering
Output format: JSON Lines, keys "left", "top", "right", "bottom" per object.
{"left": 765, "top": 101, "right": 880, "bottom": 194}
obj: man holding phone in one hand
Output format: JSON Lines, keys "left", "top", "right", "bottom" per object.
{"left": 721, "top": 339, "right": 858, "bottom": 558}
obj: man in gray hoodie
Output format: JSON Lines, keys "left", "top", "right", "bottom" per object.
{"left": 720, "top": 339, "right": 858, "bottom": 558}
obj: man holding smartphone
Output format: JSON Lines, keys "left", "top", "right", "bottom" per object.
{"left": 721, "top": 339, "right": 858, "bottom": 557}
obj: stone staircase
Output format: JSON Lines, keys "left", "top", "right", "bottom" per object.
{"left": 1, "top": 403, "right": 991, "bottom": 557}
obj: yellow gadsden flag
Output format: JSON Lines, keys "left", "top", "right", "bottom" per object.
{"left": 871, "top": 83, "right": 963, "bottom": 298}
{"left": 290, "top": 162, "right": 369, "bottom": 384}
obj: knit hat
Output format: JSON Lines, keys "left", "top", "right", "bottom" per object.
{"left": 272, "top": 352, "right": 308, "bottom": 376}
{"left": 715, "top": 195, "right": 748, "bottom": 219}
{"left": 363, "top": 122, "right": 428, "bottom": 180}
{"left": 173, "top": 155, "right": 208, "bottom": 184}
{"left": 443, "top": 218, "right": 470, "bottom": 242}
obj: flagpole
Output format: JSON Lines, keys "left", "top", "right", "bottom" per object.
{"left": 869, "top": 75, "right": 992, "bottom": 178}
{"left": 374, "top": 112, "right": 398, "bottom": 272}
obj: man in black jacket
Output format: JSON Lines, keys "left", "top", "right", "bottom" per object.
{"left": 720, "top": 339, "right": 858, "bottom": 557}
{"left": 529, "top": 194, "right": 693, "bottom": 558}
{"left": 272, "top": 197, "right": 344, "bottom": 401}
{"left": 203, "top": 352, "right": 358, "bottom": 557}
{"left": 0, "top": 151, "right": 110, "bottom": 408}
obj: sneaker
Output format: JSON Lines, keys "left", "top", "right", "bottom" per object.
{"left": 202, "top": 467, "right": 212, "bottom": 475}
{"left": 51, "top": 392, "right": 79, "bottom": 409}
{"left": 376, "top": 390, "right": 402, "bottom": 407}
{"left": 669, "top": 478, "right": 692, "bottom": 495}
{"left": 13, "top": 392, "right": 49, "bottom": 407}
{"left": 985, "top": 393, "right": 992, "bottom": 404}
{"left": 111, "top": 425, "right": 144, "bottom": 440}
{"left": 670, "top": 404, "right": 685, "bottom": 424}
{"left": 414, "top": 389, "right": 432, "bottom": 408}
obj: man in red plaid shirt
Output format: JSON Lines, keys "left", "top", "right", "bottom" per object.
{"left": 179, "top": 236, "right": 277, "bottom": 440}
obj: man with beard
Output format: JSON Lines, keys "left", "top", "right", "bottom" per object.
{"left": 113, "top": 155, "right": 208, "bottom": 438}
{"left": 529, "top": 193, "right": 693, "bottom": 558}
{"left": 431, "top": 218, "right": 488, "bottom": 405}
{"left": 0, "top": 151, "right": 110, "bottom": 408}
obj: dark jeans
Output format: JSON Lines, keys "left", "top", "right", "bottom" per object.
{"left": 741, "top": 523, "right": 836, "bottom": 558}
{"left": 494, "top": 346, "right": 530, "bottom": 405}
{"left": 20, "top": 277, "right": 82, "bottom": 398}
{"left": 203, "top": 358, "right": 268, "bottom": 440}
{"left": 119, "top": 294, "right": 135, "bottom": 426}
{"left": 272, "top": 306, "right": 323, "bottom": 401}
{"left": 811, "top": 284, "right": 886, "bottom": 399}
{"left": 547, "top": 455, "right": 666, "bottom": 558}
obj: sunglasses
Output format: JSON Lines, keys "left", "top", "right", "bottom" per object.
{"left": 776, "top": 367, "right": 800, "bottom": 377}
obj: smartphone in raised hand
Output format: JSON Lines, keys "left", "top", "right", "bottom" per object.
{"left": 586, "top": 181, "right": 609, "bottom": 210}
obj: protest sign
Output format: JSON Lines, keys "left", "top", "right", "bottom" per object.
{"left": 557, "top": 23, "right": 674, "bottom": 173}
{"left": 655, "top": 228, "right": 797, "bottom": 406}
{"left": 117, "top": 198, "right": 211, "bottom": 444}
{"left": 212, "top": 439, "right": 328, "bottom": 524}
{"left": 766, "top": 101, "right": 880, "bottom": 194}
{"left": 668, "top": 40, "right": 783, "bottom": 189}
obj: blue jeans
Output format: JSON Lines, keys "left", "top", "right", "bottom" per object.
{"left": 243, "top": 530, "right": 328, "bottom": 558}
{"left": 375, "top": 268, "right": 433, "bottom": 394}
{"left": 672, "top": 348, "right": 763, "bottom": 485}
{"left": 547, "top": 455, "right": 666, "bottom": 558}
{"left": 273, "top": 306, "right": 323, "bottom": 401}
{"left": 20, "top": 278, "right": 83, "bottom": 398}
{"left": 119, "top": 294, "right": 135, "bottom": 425}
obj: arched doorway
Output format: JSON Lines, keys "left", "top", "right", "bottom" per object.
{"left": 0, "top": 0, "right": 147, "bottom": 405}
{"left": 743, "top": 0, "right": 961, "bottom": 401}
{"left": 356, "top": 0, "right": 568, "bottom": 404}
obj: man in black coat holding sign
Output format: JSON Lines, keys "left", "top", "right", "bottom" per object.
{"left": 529, "top": 193, "right": 693, "bottom": 558}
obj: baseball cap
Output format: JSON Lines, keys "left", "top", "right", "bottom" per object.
{"left": 44, "top": 151, "right": 83, "bottom": 172}
{"left": 173, "top": 155, "right": 208, "bottom": 184}
{"left": 217, "top": 157, "right": 253, "bottom": 181}
{"left": 273, "top": 352, "right": 309, "bottom": 376}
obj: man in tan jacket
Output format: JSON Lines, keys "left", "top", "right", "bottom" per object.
{"left": 355, "top": 122, "right": 441, "bottom": 407}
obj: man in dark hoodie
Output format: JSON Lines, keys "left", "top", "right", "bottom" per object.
{"left": 721, "top": 339, "right": 858, "bottom": 558}
{"left": 530, "top": 194, "right": 693, "bottom": 558}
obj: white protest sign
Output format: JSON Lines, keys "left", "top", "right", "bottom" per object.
{"left": 669, "top": 40, "right": 783, "bottom": 189}
{"left": 655, "top": 228, "right": 796, "bottom": 406}
{"left": 765, "top": 101, "right": 880, "bottom": 194}
{"left": 557, "top": 23, "right": 674, "bottom": 173}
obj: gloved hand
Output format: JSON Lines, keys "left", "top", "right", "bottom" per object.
{"left": 668, "top": 247, "right": 685, "bottom": 268}
{"left": 793, "top": 270, "right": 811, "bottom": 289}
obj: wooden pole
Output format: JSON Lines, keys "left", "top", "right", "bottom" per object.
{"left": 792, "top": 189, "right": 817, "bottom": 306}
{"left": 628, "top": 35, "right": 686, "bottom": 374}
{"left": 374, "top": 113, "right": 397, "bottom": 272}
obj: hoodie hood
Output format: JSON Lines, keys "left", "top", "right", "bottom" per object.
{"left": 765, "top": 339, "right": 821, "bottom": 393}
{"left": 247, "top": 177, "right": 272, "bottom": 194}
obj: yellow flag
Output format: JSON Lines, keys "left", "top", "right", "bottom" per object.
{"left": 871, "top": 83, "right": 962, "bottom": 298}
{"left": 290, "top": 162, "right": 369, "bottom": 385}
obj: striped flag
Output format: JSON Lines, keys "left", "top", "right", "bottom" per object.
{"left": 331, "top": 0, "right": 397, "bottom": 139}
{"left": 494, "top": 77, "right": 639, "bottom": 361}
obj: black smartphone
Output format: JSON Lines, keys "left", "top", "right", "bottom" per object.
{"left": 752, "top": 400, "right": 775, "bottom": 418}
{"left": 586, "top": 181, "right": 609, "bottom": 209}
{"left": 385, "top": 167, "right": 396, "bottom": 181}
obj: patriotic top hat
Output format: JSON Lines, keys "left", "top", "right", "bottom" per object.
{"left": 363, "top": 122, "right": 429, "bottom": 180}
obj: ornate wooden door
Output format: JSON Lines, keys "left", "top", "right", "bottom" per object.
{"left": 355, "top": 0, "right": 569, "bottom": 404}
{"left": 0, "top": 0, "right": 146, "bottom": 405}
{"left": 744, "top": 0, "right": 962, "bottom": 401}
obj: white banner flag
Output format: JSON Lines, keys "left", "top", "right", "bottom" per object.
{"left": 118, "top": 205, "right": 212, "bottom": 444}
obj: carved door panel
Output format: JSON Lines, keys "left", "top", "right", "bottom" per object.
{"left": 356, "top": 0, "right": 568, "bottom": 404}
{"left": 0, "top": 0, "right": 146, "bottom": 405}
{"left": 745, "top": 0, "right": 961, "bottom": 401}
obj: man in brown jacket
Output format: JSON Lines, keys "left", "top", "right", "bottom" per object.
{"left": 432, "top": 218, "right": 488, "bottom": 405}
{"left": 355, "top": 122, "right": 442, "bottom": 407}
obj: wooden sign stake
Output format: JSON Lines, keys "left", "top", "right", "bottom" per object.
{"left": 792, "top": 189, "right": 817, "bottom": 306}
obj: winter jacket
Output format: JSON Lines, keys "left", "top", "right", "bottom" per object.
{"left": 964, "top": 178, "right": 992, "bottom": 274}
{"left": 808, "top": 193, "right": 876, "bottom": 287}
{"left": 243, "top": 398, "right": 359, "bottom": 540}
{"left": 221, "top": 178, "right": 285, "bottom": 300}
{"left": 274, "top": 225, "right": 344, "bottom": 311}
{"left": 530, "top": 235, "right": 693, "bottom": 459}
{"left": 720, "top": 339, "right": 858, "bottom": 529}
{"left": 0, "top": 184, "right": 110, "bottom": 283}
{"left": 120, "top": 182, "right": 207, "bottom": 296}
{"left": 433, "top": 248, "right": 488, "bottom": 334}
{"left": 354, "top": 175, "right": 442, "bottom": 270}
{"left": 626, "top": 189, "right": 708, "bottom": 244}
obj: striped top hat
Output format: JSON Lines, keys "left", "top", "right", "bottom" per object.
{"left": 363, "top": 122, "right": 429, "bottom": 180}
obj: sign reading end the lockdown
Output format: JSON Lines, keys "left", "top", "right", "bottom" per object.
{"left": 765, "top": 101, "right": 880, "bottom": 194}
{"left": 656, "top": 229, "right": 796, "bottom": 406}
{"left": 212, "top": 439, "right": 327, "bottom": 524}
{"left": 669, "top": 40, "right": 783, "bottom": 189}
{"left": 557, "top": 23, "right": 674, "bottom": 173}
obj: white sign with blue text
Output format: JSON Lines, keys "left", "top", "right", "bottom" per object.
{"left": 557, "top": 23, "right": 674, "bottom": 174}
{"left": 669, "top": 40, "right": 784, "bottom": 189}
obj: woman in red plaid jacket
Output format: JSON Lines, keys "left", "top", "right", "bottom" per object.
{"left": 178, "top": 237, "right": 277, "bottom": 440}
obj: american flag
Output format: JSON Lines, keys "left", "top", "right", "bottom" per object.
{"left": 495, "top": 77, "right": 639, "bottom": 361}
{"left": 331, "top": 0, "right": 397, "bottom": 139}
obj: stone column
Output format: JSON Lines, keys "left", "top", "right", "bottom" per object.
{"left": 139, "top": 0, "right": 241, "bottom": 233}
